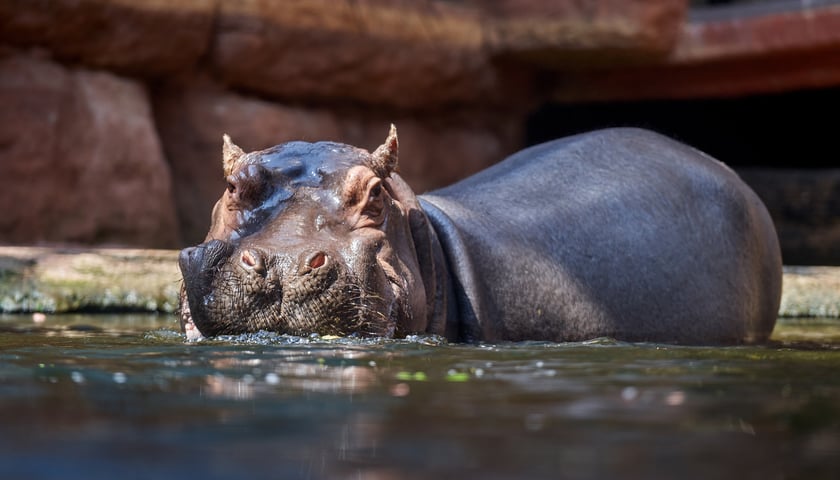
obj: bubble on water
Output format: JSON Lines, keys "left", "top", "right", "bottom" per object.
{"left": 71, "top": 371, "right": 85, "bottom": 384}
{"left": 403, "top": 334, "right": 447, "bottom": 346}
{"left": 144, "top": 329, "right": 185, "bottom": 342}
{"left": 265, "top": 373, "right": 280, "bottom": 385}
{"left": 113, "top": 372, "right": 127, "bottom": 384}
{"left": 473, "top": 368, "right": 485, "bottom": 378}
{"left": 621, "top": 386, "right": 639, "bottom": 401}
{"left": 535, "top": 361, "right": 545, "bottom": 368}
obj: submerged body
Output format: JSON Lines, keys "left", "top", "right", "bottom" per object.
{"left": 178, "top": 127, "right": 782, "bottom": 344}
{"left": 420, "top": 129, "right": 781, "bottom": 343}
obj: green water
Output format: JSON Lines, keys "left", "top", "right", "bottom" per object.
{"left": 0, "top": 314, "right": 839, "bottom": 480}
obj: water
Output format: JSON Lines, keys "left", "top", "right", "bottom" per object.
{"left": 1, "top": 314, "right": 839, "bottom": 480}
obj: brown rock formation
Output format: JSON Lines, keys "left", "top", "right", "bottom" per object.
{"left": 481, "top": 0, "right": 686, "bottom": 65}
{"left": 210, "top": 0, "right": 513, "bottom": 109}
{"left": 0, "top": 0, "right": 838, "bottom": 264}
{"left": 0, "top": 53, "right": 180, "bottom": 247}
{"left": 0, "top": 0, "right": 214, "bottom": 76}
{"left": 550, "top": 3, "right": 840, "bottom": 101}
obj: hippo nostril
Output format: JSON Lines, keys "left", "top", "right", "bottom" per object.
{"left": 241, "top": 250, "right": 256, "bottom": 267}
{"left": 304, "top": 251, "right": 327, "bottom": 272}
{"left": 241, "top": 249, "right": 266, "bottom": 275}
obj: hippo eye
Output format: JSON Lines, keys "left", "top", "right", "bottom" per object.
{"left": 227, "top": 182, "right": 236, "bottom": 194}
{"left": 369, "top": 183, "right": 382, "bottom": 199}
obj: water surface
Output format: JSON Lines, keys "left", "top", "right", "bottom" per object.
{"left": 1, "top": 313, "right": 838, "bottom": 479}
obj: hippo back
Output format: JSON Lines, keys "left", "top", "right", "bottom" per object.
{"left": 419, "top": 127, "right": 782, "bottom": 344}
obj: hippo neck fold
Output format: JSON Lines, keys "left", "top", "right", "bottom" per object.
{"left": 400, "top": 198, "right": 453, "bottom": 341}
{"left": 418, "top": 197, "right": 496, "bottom": 342}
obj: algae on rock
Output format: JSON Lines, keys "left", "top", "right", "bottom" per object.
{"left": 0, "top": 247, "right": 181, "bottom": 313}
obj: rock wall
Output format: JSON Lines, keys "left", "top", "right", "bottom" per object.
{"left": 0, "top": 53, "right": 179, "bottom": 247}
{"left": 5, "top": 0, "right": 837, "bottom": 262}
{"left": 0, "top": 0, "right": 686, "bottom": 247}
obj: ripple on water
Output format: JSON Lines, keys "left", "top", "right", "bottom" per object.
{"left": 0, "top": 313, "right": 839, "bottom": 479}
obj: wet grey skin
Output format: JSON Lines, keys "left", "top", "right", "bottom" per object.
{"left": 179, "top": 126, "right": 782, "bottom": 344}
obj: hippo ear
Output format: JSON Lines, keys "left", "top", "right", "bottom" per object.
{"left": 222, "top": 134, "right": 245, "bottom": 178}
{"left": 369, "top": 124, "right": 399, "bottom": 178}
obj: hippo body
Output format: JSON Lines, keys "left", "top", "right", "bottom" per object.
{"left": 178, "top": 127, "right": 782, "bottom": 344}
{"left": 419, "top": 128, "right": 781, "bottom": 343}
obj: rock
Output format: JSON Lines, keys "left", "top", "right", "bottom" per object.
{"left": 0, "top": 247, "right": 181, "bottom": 313}
{"left": 154, "top": 84, "right": 522, "bottom": 245}
{"left": 0, "top": 53, "right": 180, "bottom": 247}
{"left": 780, "top": 266, "right": 840, "bottom": 318}
{"left": 480, "top": 0, "right": 686, "bottom": 65}
{"left": 210, "top": 0, "right": 525, "bottom": 109}
{"left": 549, "top": 3, "right": 840, "bottom": 102}
{"left": 0, "top": 0, "right": 693, "bottom": 108}
{"left": 210, "top": 0, "right": 688, "bottom": 108}
{"left": 0, "top": 0, "right": 214, "bottom": 76}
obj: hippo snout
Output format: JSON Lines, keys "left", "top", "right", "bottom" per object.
{"left": 178, "top": 238, "right": 360, "bottom": 337}
{"left": 178, "top": 239, "right": 234, "bottom": 280}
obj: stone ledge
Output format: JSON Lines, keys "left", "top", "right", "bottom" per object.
{"left": 0, "top": 247, "right": 181, "bottom": 313}
{"left": 1, "top": 247, "right": 837, "bottom": 318}
{"left": 780, "top": 266, "right": 840, "bottom": 318}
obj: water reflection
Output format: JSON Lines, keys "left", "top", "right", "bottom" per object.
{"left": 202, "top": 357, "right": 378, "bottom": 400}
{"left": 0, "top": 314, "right": 839, "bottom": 479}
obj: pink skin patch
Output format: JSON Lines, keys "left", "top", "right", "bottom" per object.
{"left": 184, "top": 317, "right": 205, "bottom": 341}
{"left": 180, "top": 295, "right": 205, "bottom": 341}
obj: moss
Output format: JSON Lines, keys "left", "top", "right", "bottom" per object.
{"left": 0, "top": 247, "right": 181, "bottom": 313}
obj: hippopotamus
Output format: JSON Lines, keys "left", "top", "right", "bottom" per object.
{"left": 178, "top": 126, "right": 782, "bottom": 344}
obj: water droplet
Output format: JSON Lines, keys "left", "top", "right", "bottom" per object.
{"left": 71, "top": 372, "right": 85, "bottom": 384}
{"left": 113, "top": 372, "right": 127, "bottom": 384}
{"left": 265, "top": 373, "right": 280, "bottom": 385}
{"left": 621, "top": 386, "right": 639, "bottom": 401}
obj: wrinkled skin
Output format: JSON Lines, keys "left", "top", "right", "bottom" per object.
{"left": 179, "top": 127, "right": 433, "bottom": 340}
{"left": 180, "top": 127, "right": 783, "bottom": 344}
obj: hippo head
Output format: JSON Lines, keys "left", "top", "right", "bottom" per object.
{"left": 178, "top": 126, "right": 445, "bottom": 340}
